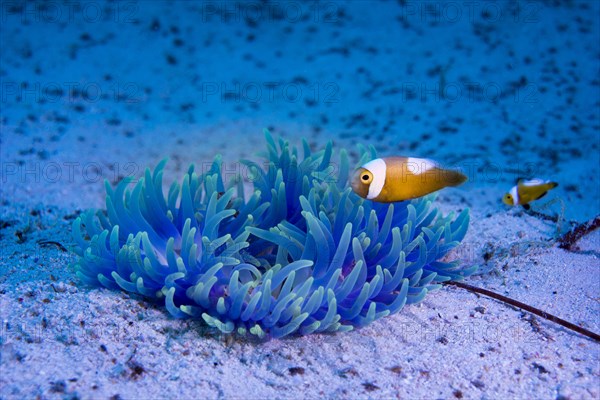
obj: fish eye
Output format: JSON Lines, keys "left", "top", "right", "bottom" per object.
{"left": 360, "top": 172, "right": 373, "bottom": 184}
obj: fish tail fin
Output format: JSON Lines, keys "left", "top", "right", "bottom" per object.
{"left": 447, "top": 170, "right": 468, "bottom": 186}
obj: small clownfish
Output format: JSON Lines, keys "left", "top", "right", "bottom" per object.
{"left": 351, "top": 157, "right": 467, "bottom": 203}
{"left": 502, "top": 178, "right": 558, "bottom": 210}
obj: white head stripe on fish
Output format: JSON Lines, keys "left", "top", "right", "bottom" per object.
{"left": 509, "top": 186, "right": 519, "bottom": 205}
{"left": 362, "top": 158, "right": 387, "bottom": 199}
{"left": 406, "top": 157, "right": 437, "bottom": 175}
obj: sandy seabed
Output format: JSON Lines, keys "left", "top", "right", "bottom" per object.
{"left": 1, "top": 1, "right": 599, "bottom": 399}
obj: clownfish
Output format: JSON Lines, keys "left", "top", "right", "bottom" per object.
{"left": 502, "top": 178, "right": 558, "bottom": 210}
{"left": 351, "top": 157, "right": 467, "bottom": 203}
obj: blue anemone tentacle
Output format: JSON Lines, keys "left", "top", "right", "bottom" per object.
{"left": 72, "top": 130, "right": 475, "bottom": 338}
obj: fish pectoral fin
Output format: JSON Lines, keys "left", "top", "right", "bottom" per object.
{"left": 522, "top": 203, "right": 531, "bottom": 210}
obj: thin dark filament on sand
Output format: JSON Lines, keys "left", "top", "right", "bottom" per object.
{"left": 445, "top": 281, "right": 600, "bottom": 343}
{"left": 557, "top": 215, "right": 600, "bottom": 251}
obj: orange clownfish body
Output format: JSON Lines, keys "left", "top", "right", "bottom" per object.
{"left": 502, "top": 178, "right": 558, "bottom": 210}
{"left": 351, "top": 157, "right": 467, "bottom": 203}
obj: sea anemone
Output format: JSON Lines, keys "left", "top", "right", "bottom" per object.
{"left": 72, "top": 131, "right": 475, "bottom": 338}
